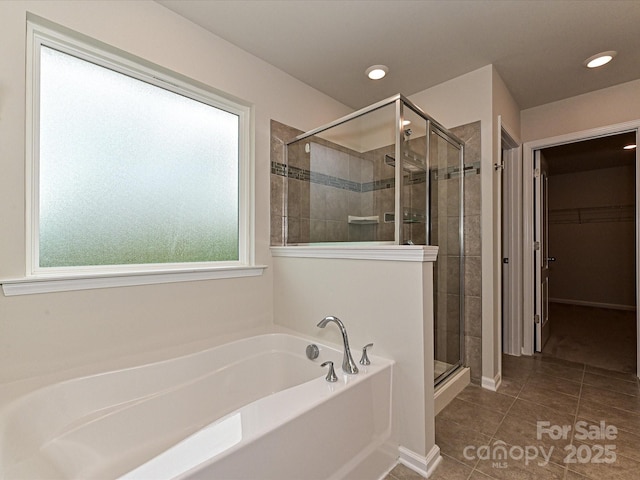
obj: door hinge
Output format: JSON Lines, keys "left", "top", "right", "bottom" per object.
{"left": 534, "top": 314, "right": 541, "bottom": 324}
{"left": 534, "top": 241, "right": 540, "bottom": 251}
{"left": 534, "top": 168, "right": 541, "bottom": 178}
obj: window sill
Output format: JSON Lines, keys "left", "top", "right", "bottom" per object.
{"left": 270, "top": 245, "right": 439, "bottom": 262}
{"left": 1, "top": 265, "right": 267, "bottom": 296}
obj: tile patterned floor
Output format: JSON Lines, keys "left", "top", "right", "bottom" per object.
{"left": 385, "top": 354, "right": 640, "bottom": 480}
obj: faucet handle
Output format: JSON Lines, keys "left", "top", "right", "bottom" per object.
{"left": 321, "top": 361, "right": 338, "bottom": 382}
{"left": 359, "top": 343, "right": 374, "bottom": 365}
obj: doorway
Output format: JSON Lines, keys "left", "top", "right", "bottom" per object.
{"left": 523, "top": 125, "right": 639, "bottom": 376}
{"left": 538, "top": 132, "right": 637, "bottom": 372}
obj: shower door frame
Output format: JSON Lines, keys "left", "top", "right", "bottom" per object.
{"left": 430, "top": 126, "right": 466, "bottom": 386}
{"left": 286, "top": 94, "right": 464, "bottom": 247}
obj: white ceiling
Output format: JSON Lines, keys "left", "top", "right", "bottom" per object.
{"left": 157, "top": 0, "right": 640, "bottom": 111}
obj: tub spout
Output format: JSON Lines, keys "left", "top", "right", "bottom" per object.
{"left": 317, "top": 316, "right": 359, "bottom": 374}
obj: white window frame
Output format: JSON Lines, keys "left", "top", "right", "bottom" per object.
{"left": 2, "top": 19, "right": 263, "bottom": 296}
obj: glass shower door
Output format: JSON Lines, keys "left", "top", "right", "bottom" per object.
{"left": 430, "top": 127, "right": 464, "bottom": 386}
{"left": 399, "top": 105, "right": 428, "bottom": 245}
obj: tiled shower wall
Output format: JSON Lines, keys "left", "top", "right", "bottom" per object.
{"left": 432, "top": 132, "right": 463, "bottom": 372}
{"left": 270, "top": 120, "right": 301, "bottom": 245}
{"left": 270, "top": 119, "right": 482, "bottom": 382}
{"left": 271, "top": 120, "right": 379, "bottom": 244}
{"left": 287, "top": 141, "right": 378, "bottom": 243}
{"left": 271, "top": 119, "right": 428, "bottom": 245}
{"left": 450, "top": 121, "right": 482, "bottom": 383}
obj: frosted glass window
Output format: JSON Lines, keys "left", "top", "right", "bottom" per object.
{"left": 37, "top": 46, "right": 240, "bottom": 268}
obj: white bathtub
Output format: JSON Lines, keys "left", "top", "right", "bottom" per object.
{"left": 0, "top": 333, "right": 396, "bottom": 480}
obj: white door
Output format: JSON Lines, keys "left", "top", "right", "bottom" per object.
{"left": 501, "top": 147, "right": 510, "bottom": 351}
{"left": 499, "top": 120, "right": 523, "bottom": 357}
{"left": 534, "top": 150, "right": 551, "bottom": 351}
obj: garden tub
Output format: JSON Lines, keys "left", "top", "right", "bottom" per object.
{"left": 0, "top": 333, "right": 395, "bottom": 479}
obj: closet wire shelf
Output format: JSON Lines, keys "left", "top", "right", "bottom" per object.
{"left": 549, "top": 205, "right": 635, "bottom": 224}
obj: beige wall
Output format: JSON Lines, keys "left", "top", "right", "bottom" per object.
{"left": 492, "top": 68, "right": 521, "bottom": 139}
{"left": 521, "top": 79, "right": 640, "bottom": 142}
{"left": 548, "top": 166, "right": 636, "bottom": 308}
{"left": 272, "top": 255, "right": 436, "bottom": 460}
{"left": 0, "top": 0, "right": 351, "bottom": 383}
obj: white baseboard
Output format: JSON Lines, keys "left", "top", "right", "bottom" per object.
{"left": 550, "top": 298, "right": 636, "bottom": 311}
{"left": 398, "top": 445, "right": 441, "bottom": 478}
{"left": 481, "top": 372, "right": 502, "bottom": 391}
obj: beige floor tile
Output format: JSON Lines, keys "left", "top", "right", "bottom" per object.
{"left": 564, "top": 470, "right": 590, "bottom": 480}
{"left": 537, "top": 355, "right": 586, "bottom": 372}
{"left": 497, "top": 376, "right": 525, "bottom": 398}
{"left": 468, "top": 470, "right": 499, "bottom": 479}
{"left": 567, "top": 443, "right": 640, "bottom": 479}
{"left": 474, "top": 452, "right": 566, "bottom": 480}
{"left": 502, "top": 359, "right": 535, "bottom": 383}
{"left": 518, "top": 383, "right": 580, "bottom": 415}
{"left": 502, "top": 354, "right": 537, "bottom": 370}
{"left": 573, "top": 426, "right": 640, "bottom": 463}
{"left": 506, "top": 398, "right": 575, "bottom": 428}
{"left": 502, "top": 355, "right": 537, "bottom": 383}
{"left": 502, "top": 368, "right": 533, "bottom": 385}
{"left": 582, "top": 372, "right": 639, "bottom": 397}
{"left": 577, "top": 400, "right": 640, "bottom": 437}
{"left": 525, "top": 371, "right": 582, "bottom": 397}
{"left": 492, "top": 413, "right": 570, "bottom": 467}
{"left": 533, "top": 362, "right": 584, "bottom": 383}
{"left": 438, "top": 398, "right": 505, "bottom": 437}
{"left": 455, "top": 385, "right": 516, "bottom": 414}
{"left": 584, "top": 365, "right": 639, "bottom": 383}
{"left": 386, "top": 463, "right": 426, "bottom": 479}
{"left": 436, "top": 416, "right": 492, "bottom": 466}
{"left": 428, "top": 454, "right": 474, "bottom": 480}
{"left": 580, "top": 384, "right": 640, "bottom": 413}
{"left": 419, "top": 352, "right": 640, "bottom": 480}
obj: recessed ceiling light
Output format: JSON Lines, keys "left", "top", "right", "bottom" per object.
{"left": 584, "top": 51, "right": 617, "bottom": 68}
{"left": 365, "top": 65, "right": 388, "bottom": 80}
{"left": 623, "top": 144, "right": 637, "bottom": 150}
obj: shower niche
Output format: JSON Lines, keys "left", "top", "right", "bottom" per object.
{"left": 283, "top": 94, "right": 466, "bottom": 385}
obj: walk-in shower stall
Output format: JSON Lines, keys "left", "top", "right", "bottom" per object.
{"left": 285, "top": 94, "right": 465, "bottom": 385}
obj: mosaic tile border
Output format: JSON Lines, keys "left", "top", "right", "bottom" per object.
{"left": 272, "top": 161, "right": 384, "bottom": 192}
{"left": 271, "top": 160, "right": 480, "bottom": 193}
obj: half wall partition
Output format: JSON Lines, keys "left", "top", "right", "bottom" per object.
{"left": 284, "top": 95, "right": 465, "bottom": 385}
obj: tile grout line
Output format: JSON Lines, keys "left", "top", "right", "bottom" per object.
{"left": 464, "top": 373, "right": 525, "bottom": 480}
{"left": 563, "top": 363, "right": 586, "bottom": 480}
{"left": 504, "top": 362, "right": 587, "bottom": 479}
{"left": 523, "top": 366, "right": 574, "bottom": 478}
{"left": 564, "top": 362, "right": 640, "bottom": 474}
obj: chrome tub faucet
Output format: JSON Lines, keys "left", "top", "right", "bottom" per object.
{"left": 317, "top": 316, "right": 359, "bottom": 374}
